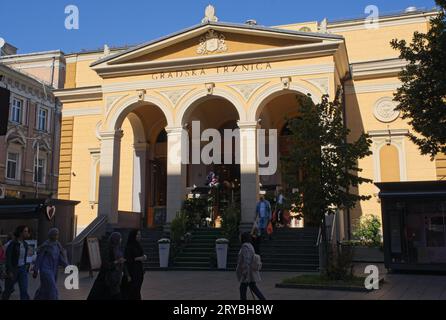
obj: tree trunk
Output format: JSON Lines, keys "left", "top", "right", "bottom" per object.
{"left": 319, "top": 214, "right": 329, "bottom": 275}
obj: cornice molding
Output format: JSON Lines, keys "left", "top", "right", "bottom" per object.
{"left": 8, "top": 61, "right": 66, "bottom": 70}
{"left": 368, "top": 129, "right": 409, "bottom": 137}
{"left": 92, "top": 41, "right": 344, "bottom": 78}
{"left": 0, "top": 51, "right": 65, "bottom": 65}
{"left": 54, "top": 86, "right": 103, "bottom": 103}
{"left": 345, "top": 82, "right": 401, "bottom": 94}
{"left": 351, "top": 58, "right": 407, "bottom": 80}
{"left": 328, "top": 11, "right": 437, "bottom": 33}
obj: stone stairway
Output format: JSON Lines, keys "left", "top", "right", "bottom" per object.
{"left": 226, "top": 227, "right": 319, "bottom": 272}
{"left": 168, "top": 227, "right": 319, "bottom": 272}
{"left": 98, "top": 227, "right": 319, "bottom": 272}
{"left": 257, "top": 227, "right": 319, "bottom": 272}
{"left": 172, "top": 229, "right": 223, "bottom": 270}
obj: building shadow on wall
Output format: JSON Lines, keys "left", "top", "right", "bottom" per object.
{"left": 344, "top": 82, "right": 370, "bottom": 239}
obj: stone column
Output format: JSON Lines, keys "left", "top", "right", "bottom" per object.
{"left": 238, "top": 121, "right": 260, "bottom": 230}
{"left": 97, "top": 130, "right": 123, "bottom": 225}
{"left": 165, "top": 127, "right": 187, "bottom": 224}
{"left": 133, "top": 142, "right": 149, "bottom": 214}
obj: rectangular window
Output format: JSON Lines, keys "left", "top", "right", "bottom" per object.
{"left": 6, "top": 152, "right": 19, "bottom": 180}
{"left": 34, "top": 158, "right": 45, "bottom": 184}
{"left": 11, "top": 98, "right": 23, "bottom": 123}
{"left": 37, "top": 108, "right": 48, "bottom": 131}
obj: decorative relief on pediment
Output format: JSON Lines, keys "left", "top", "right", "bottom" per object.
{"left": 159, "top": 89, "right": 192, "bottom": 107}
{"left": 229, "top": 82, "right": 269, "bottom": 101}
{"left": 197, "top": 30, "right": 227, "bottom": 55}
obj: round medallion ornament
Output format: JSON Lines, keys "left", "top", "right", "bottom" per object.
{"left": 373, "top": 98, "right": 400, "bottom": 123}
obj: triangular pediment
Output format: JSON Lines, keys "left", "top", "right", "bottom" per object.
{"left": 122, "top": 31, "right": 317, "bottom": 64}
{"left": 91, "top": 22, "right": 345, "bottom": 77}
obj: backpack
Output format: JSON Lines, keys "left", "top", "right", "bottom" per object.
{"left": 251, "top": 254, "right": 262, "bottom": 272}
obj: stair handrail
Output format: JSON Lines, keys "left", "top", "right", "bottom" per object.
{"left": 316, "top": 226, "right": 322, "bottom": 246}
{"left": 66, "top": 215, "right": 108, "bottom": 266}
{"left": 329, "top": 211, "right": 338, "bottom": 242}
{"left": 316, "top": 211, "right": 338, "bottom": 247}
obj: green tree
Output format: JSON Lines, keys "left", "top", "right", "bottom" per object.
{"left": 391, "top": 1, "right": 446, "bottom": 157}
{"left": 281, "top": 92, "right": 372, "bottom": 272}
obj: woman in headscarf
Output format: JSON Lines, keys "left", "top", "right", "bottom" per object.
{"left": 87, "top": 232, "right": 126, "bottom": 300}
{"left": 121, "top": 229, "right": 147, "bottom": 300}
{"left": 33, "top": 228, "right": 69, "bottom": 300}
{"left": 236, "top": 232, "right": 266, "bottom": 301}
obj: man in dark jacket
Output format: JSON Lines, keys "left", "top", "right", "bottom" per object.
{"left": 1, "top": 226, "right": 31, "bottom": 300}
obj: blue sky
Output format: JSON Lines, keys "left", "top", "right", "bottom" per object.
{"left": 0, "top": 0, "right": 438, "bottom": 54}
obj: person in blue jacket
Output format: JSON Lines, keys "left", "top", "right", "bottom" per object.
{"left": 255, "top": 196, "right": 272, "bottom": 239}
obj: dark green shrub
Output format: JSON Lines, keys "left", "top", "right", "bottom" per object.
{"left": 353, "top": 215, "right": 382, "bottom": 247}
{"left": 170, "top": 211, "right": 188, "bottom": 245}
{"left": 326, "top": 244, "right": 354, "bottom": 281}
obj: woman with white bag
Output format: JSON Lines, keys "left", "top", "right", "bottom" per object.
{"left": 236, "top": 232, "right": 266, "bottom": 301}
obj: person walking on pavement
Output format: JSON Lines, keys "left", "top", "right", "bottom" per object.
{"left": 255, "top": 196, "right": 272, "bottom": 239}
{"left": 33, "top": 228, "right": 69, "bottom": 300}
{"left": 236, "top": 232, "right": 266, "bottom": 301}
{"left": 2, "top": 226, "right": 31, "bottom": 300}
{"left": 88, "top": 232, "right": 127, "bottom": 300}
{"left": 121, "top": 229, "right": 147, "bottom": 300}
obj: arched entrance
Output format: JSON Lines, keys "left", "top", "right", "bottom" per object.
{"left": 181, "top": 96, "right": 241, "bottom": 227}
{"left": 119, "top": 104, "right": 169, "bottom": 228}
{"left": 253, "top": 88, "right": 319, "bottom": 228}
{"left": 97, "top": 98, "right": 172, "bottom": 226}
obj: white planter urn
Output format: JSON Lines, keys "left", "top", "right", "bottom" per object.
{"left": 158, "top": 239, "right": 171, "bottom": 268}
{"left": 216, "top": 239, "right": 229, "bottom": 270}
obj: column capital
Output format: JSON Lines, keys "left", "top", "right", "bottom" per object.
{"left": 99, "top": 130, "right": 124, "bottom": 141}
{"left": 133, "top": 142, "right": 150, "bottom": 151}
{"left": 165, "top": 126, "right": 185, "bottom": 136}
{"left": 237, "top": 121, "right": 259, "bottom": 130}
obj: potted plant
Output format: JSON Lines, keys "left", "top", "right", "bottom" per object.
{"left": 342, "top": 215, "right": 384, "bottom": 263}
{"left": 215, "top": 238, "right": 229, "bottom": 269}
{"left": 158, "top": 238, "right": 171, "bottom": 268}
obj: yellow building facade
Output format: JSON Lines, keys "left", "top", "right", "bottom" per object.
{"left": 54, "top": 8, "right": 444, "bottom": 235}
